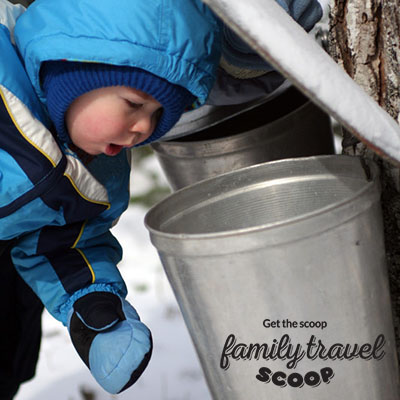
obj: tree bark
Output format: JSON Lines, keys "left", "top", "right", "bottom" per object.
{"left": 330, "top": 0, "right": 400, "bottom": 362}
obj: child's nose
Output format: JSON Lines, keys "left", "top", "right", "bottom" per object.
{"left": 130, "top": 113, "right": 154, "bottom": 137}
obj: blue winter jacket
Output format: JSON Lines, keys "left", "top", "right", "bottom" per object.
{"left": 0, "top": 0, "right": 220, "bottom": 325}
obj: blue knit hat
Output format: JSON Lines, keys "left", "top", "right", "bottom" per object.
{"left": 41, "top": 61, "right": 195, "bottom": 146}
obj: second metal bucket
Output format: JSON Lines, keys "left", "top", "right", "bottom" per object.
{"left": 145, "top": 155, "right": 399, "bottom": 399}
{"left": 151, "top": 87, "right": 335, "bottom": 190}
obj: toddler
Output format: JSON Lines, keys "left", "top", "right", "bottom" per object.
{"left": 0, "top": 0, "right": 220, "bottom": 396}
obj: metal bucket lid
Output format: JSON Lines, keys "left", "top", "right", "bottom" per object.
{"left": 145, "top": 155, "right": 380, "bottom": 255}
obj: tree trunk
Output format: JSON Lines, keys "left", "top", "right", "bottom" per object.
{"left": 329, "top": 0, "right": 400, "bottom": 362}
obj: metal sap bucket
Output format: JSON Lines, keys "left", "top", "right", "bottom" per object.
{"left": 151, "top": 86, "right": 335, "bottom": 190}
{"left": 145, "top": 155, "right": 399, "bottom": 400}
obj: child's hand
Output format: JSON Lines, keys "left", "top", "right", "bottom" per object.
{"left": 276, "top": 0, "right": 323, "bottom": 32}
{"left": 68, "top": 292, "right": 152, "bottom": 394}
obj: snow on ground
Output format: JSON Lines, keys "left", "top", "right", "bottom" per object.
{"left": 16, "top": 156, "right": 212, "bottom": 400}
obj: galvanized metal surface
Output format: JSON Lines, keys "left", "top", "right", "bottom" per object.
{"left": 202, "top": 0, "right": 400, "bottom": 164}
{"left": 152, "top": 88, "right": 334, "bottom": 190}
{"left": 161, "top": 81, "right": 291, "bottom": 141}
{"left": 160, "top": 94, "right": 273, "bottom": 141}
{"left": 146, "top": 155, "right": 399, "bottom": 399}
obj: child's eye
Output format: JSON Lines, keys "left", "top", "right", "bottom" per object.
{"left": 125, "top": 100, "right": 142, "bottom": 109}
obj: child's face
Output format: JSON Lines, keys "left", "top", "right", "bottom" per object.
{"left": 65, "top": 86, "right": 163, "bottom": 156}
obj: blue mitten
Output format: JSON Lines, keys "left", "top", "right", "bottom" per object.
{"left": 277, "top": 0, "right": 323, "bottom": 32}
{"left": 68, "top": 292, "right": 152, "bottom": 394}
{"left": 221, "top": 0, "right": 323, "bottom": 72}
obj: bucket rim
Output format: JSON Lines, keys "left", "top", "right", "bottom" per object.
{"left": 158, "top": 81, "right": 293, "bottom": 142}
{"left": 144, "top": 155, "right": 380, "bottom": 246}
{"left": 151, "top": 100, "right": 315, "bottom": 158}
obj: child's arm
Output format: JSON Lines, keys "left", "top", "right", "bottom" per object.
{"left": 11, "top": 221, "right": 127, "bottom": 324}
{"left": 221, "top": 0, "right": 323, "bottom": 71}
{"left": 208, "top": 0, "right": 323, "bottom": 105}
{"left": 11, "top": 219, "right": 152, "bottom": 394}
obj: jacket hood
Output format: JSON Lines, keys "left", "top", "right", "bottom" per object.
{"left": 14, "top": 0, "right": 222, "bottom": 107}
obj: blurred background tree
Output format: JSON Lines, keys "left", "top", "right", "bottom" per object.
{"left": 130, "top": 147, "right": 171, "bottom": 208}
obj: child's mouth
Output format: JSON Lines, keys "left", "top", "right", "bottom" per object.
{"left": 105, "top": 144, "right": 123, "bottom": 156}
